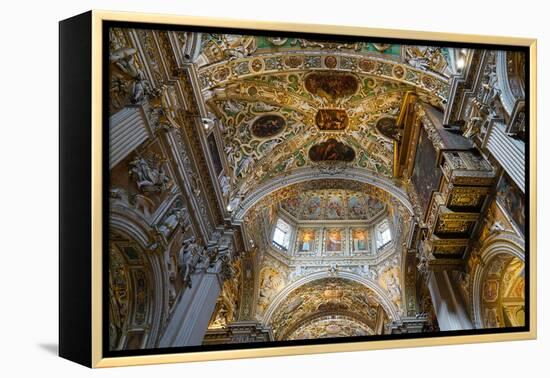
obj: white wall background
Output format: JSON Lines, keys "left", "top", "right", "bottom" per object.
{"left": 0, "top": 0, "right": 547, "bottom": 375}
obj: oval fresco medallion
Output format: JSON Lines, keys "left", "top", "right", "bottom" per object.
{"left": 324, "top": 55, "right": 338, "bottom": 68}
{"left": 392, "top": 65, "right": 406, "bottom": 79}
{"left": 251, "top": 114, "right": 286, "bottom": 138}
{"left": 358, "top": 59, "right": 376, "bottom": 73}
{"left": 304, "top": 72, "right": 359, "bottom": 100}
{"left": 375, "top": 117, "right": 400, "bottom": 141}
{"left": 308, "top": 138, "right": 356, "bottom": 162}
{"left": 284, "top": 55, "right": 304, "bottom": 68}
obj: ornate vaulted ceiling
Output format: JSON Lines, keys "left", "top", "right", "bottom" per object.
{"left": 268, "top": 278, "right": 387, "bottom": 340}
{"left": 197, "top": 34, "right": 453, "bottom": 205}
{"left": 188, "top": 33, "right": 459, "bottom": 337}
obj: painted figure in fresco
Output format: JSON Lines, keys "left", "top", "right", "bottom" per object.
{"left": 315, "top": 109, "right": 349, "bottom": 131}
{"left": 326, "top": 230, "right": 342, "bottom": 252}
{"left": 326, "top": 196, "right": 344, "bottom": 219}
{"left": 483, "top": 280, "right": 499, "bottom": 302}
{"left": 304, "top": 72, "right": 359, "bottom": 100}
{"left": 251, "top": 114, "right": 286, "bottom": 138}
{"left": 308, "top": 138, "right": 355, "bottom": 162}
{"left": 352, "top": 230, "right": 367, "bottom": 251}
{"left": 299, "top": 231, "right": 315, "bottom": 252}
{"left": 349, "top": 196, "right": 368, "bottom": 218}
{"left": 281, "top": 195, "right": 302, "bottom": 217}
{"left": 376, "top": 117, "right": 401, "bottom": 141}
{"left": 303, "top": 196, "right": 322, "bottom": 219}
{"left": 485, "top": 308, "right": 500, "bottom": 328}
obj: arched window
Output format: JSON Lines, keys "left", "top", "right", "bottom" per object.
{"left": 376, "top": 220, "right": 392, "bottom": 249}
{"left": 272, "top": 218, "right": 292, "bottom": 250}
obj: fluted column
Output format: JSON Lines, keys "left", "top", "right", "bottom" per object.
{"left": 109, "top": 105, "right": 150, "bottom": 169}
{"left": 427, "top": 271, "right": 473, "bottom": 331}
{"left": 484, "top": 120, "right": 525, "bottom": 192}
{"left": 159, "top": 265, "right": 222, "bottom": 347}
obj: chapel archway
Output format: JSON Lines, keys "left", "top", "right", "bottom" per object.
{"left": 471, "top": 236, "right": 525, "bottom": 329}
{"left": 266, "top": 277, "right": 392, "bottom": 340}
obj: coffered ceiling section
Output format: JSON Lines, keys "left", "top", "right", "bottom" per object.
{"left": 197, "top": 34, "right": 452, "bottom": 200}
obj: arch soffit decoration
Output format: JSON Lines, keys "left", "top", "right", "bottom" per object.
{"left": 282, "top": 311, "right": 376, "bottom": 341}
{"left": 471, "top": 233, "right": 526, "bottom": 328}
{"left": 233, "top": 167, "right": 414, "bottom": 223}
{"left": 197, "top": 53, "right": 450, "bottom": 100}
{"left": 262, "top": 271, "right": 401, "bottom": 327}
{"left": 109, "top": 208, "right": 169, "bottom": 348}
{"left": 110, "top": 207, "right": 156, "bottom": 249}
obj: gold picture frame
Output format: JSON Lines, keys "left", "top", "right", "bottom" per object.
{"left": 59, "top": 9, "right": 537, "bottom": 368}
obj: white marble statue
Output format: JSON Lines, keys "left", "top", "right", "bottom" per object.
{"left": 129, "top": 156, "right": 171, "bottom": 193}
{"left": 178, "top": 237, "right": 202, "bottom": 288}
{"left": 219, "top": 175, "right": 231, "bottom": 198}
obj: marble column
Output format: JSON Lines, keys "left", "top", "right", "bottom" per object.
{"left": 158, "top": 267, "right": 222, "bottom": 347}
{"left": 427, "top": 271, "right": 473, "bottom": 331}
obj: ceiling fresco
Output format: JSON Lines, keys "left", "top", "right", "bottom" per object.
{"left": 287, "top": 315, "right": 374, "bottom": 340}
{"left": 198, "top": 34, "right": 453, "bottom": 78}
{"left": 243, "top": 180, "right": 402, "bottom": 226}
{"left": 481, "top": 255, "right": 525, "bottom": 328}
{"left": 181, "top": 32, "right": 495, "bottom": 338}
{"left": 197, "top": 34, "right": 453, "bottom": 205}
{"left": 104, "top": 25, "right": 527, "bottom": 348}
{"left": 279, "top": 188, "right": 386, "bottom": 222}
{"left": 209, "top": 74, "right": 407, "bottom": 191}
{"left": 268, "top": 278, "right": 387, "bottom": 339}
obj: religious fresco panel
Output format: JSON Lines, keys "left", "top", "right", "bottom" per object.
{"left": 316, "top": 109, "right": 349, "bottom": 131}
{"left": 304, "top": 72, "right": 359, "bottom": 100}
{"left": 302, "top": 195, "right": 322, "bottom": 220}
{"left": 325, "top": 228, "right": 344, "bottom": 253}
{"left": 351, "top": 228, "right": 369, "bottom": 252}
{"left": 325, "top": 194, "right": 346, "bottom": 219}
{"left": 297, "top": 229, "right": 317, "bottom": 253}
{"left": 375, "top": 117, "right": 400, "bottom": 141}
{"left": 309, "top": 138, "right": 356, "bottom": 162}
{"left": 251, "top": 114, "right": 286, "bottom": 138}
{"left": 496, "top": 173, "right": 525, "bottom": 235}
{"left": 412, "top": 127, "right": 442, "bottom": 214}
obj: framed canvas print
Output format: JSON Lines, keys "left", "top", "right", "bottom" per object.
{"left": 59, "top": 10, "right": 537, "bottom": 368}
